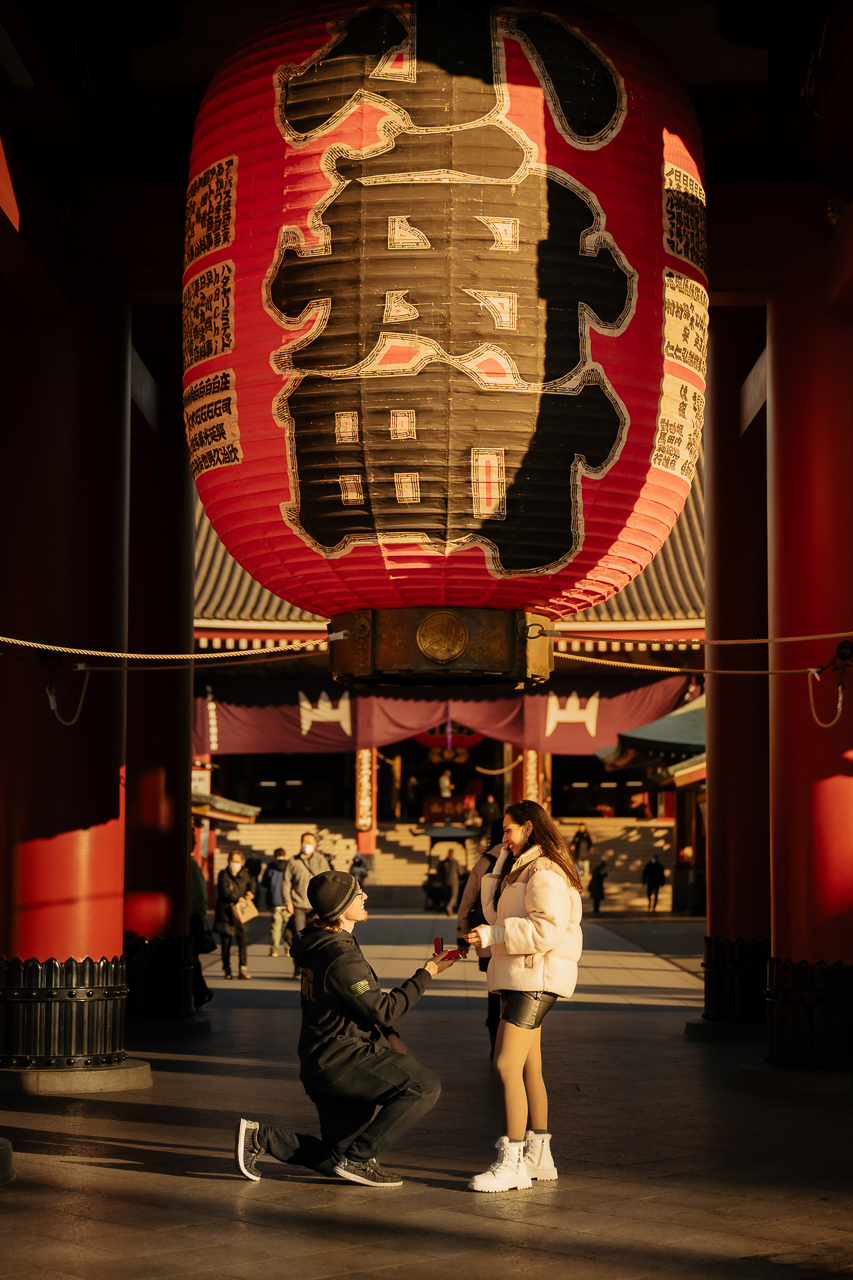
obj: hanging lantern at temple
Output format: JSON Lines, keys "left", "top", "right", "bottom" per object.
{"left": 183, "top": 1, "right": 706, "bottom": 679}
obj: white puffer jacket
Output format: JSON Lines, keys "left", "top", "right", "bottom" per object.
{"left": 479, "top": 845, "right": 583, "bottom": 998}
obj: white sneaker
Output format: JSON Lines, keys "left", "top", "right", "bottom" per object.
{"left": 468, "top": 1137, "right": 533, "bottom": 1193}
{"left": 524, "top": 1129, "right": 558, "bottom": 1181}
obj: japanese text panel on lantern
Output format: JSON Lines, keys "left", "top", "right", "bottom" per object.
{"left": 183, "top": 1, "right": 706, "bottom": 620}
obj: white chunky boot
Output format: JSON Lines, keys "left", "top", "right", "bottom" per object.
{"left": 524, "top": 1130, "right": 558, "bottom": 1181}
{"left": 468, "top": 1137, "right": 533, "bottom": 1193}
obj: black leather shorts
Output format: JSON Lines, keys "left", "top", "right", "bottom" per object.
{"left": 499, "top": 990, "right": 558, "bottom": 1029}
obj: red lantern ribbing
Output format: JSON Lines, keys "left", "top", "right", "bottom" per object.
{"left": 183, "top": 1, "right": 705, "bottom": 622}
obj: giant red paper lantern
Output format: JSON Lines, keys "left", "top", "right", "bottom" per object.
{"left": 183, "top": 1, "right": 706, "bottom": 620}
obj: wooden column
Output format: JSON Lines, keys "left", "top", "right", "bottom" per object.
{"left": 0, "top": 272, "right": 130, "bottom": 966}
{"left": 702, "top": 304, "right": 771, "bottom": 1022}
{"left": 123, "top": 327, "right": 195, "bottom": 943}
{"left": 765, "top": 191, "right": 853, "bottom": 1067}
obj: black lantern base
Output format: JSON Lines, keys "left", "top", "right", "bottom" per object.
{"left": 331, "top": 608, "right": 553, "bottom": 685}
{"left": 766, "top": 957, "right": 853, "bottom": 1071}
{"left": 701, "top": 936, "right": 771, "bottom": 1024}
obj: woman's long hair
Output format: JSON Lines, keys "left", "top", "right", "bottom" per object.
{"left": 498, "top": 800, "right": 583, "bottom": 897}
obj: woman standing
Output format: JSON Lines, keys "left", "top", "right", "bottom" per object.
{"left": 464, "top": 800, "right": 583, "bottom": 1193}
{"left": 215, "top": 850, "right": 255, "bottom": 979}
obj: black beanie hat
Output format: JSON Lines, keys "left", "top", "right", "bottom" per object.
{"left": 307, "top": 871, "right": 360, "bottom": 921}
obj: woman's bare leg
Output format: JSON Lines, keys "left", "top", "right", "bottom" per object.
{"left": 492, "top": 1021, "right": 538, "bottom": 1140}
{"left": 522, "top": 1028, "right": 548, "bottom": 1131}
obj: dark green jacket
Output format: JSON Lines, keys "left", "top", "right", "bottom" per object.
{"left": 291, "top": 927, "right": 431, "bottom": 1086}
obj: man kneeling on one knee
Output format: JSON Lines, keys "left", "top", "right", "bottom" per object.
{"left": 236, "top": 870, "right": 458, "bottom": 1188}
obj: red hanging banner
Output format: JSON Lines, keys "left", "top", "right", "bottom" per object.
{"left": 193, "top": 673, "right": 688, "bottom": 755}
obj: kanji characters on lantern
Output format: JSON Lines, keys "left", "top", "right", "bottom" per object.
{"left": 183, "top": 1, "right": 706, "bottom": 618}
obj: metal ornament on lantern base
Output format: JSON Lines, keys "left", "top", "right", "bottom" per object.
{"left": 331, "top": 608, "right": 553, "bottom": 685}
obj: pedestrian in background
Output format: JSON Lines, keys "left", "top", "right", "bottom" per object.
{"left": 588, "top": 861, "right": 608, "bottom": 914}
{"left": 405, "top": 775, "right": 421, "bottom": 822}
{"left": 263, "top": 848, "right": 289, "bottom": 957}
{"left": 436, "top": 848, "right": 461, "bottom": 917}
{"left": 569, "top": 823, "right": 594, "bottom": 876}
{"left": 479, "top": 794, "right": 501, "bottom": 829}
{"left": 349, "top": 854, "right": 368, "bottom": 887}
{"left": 215, "top": 850, "right": 255, "bottom": 980}
{"left": 283, "top": 833, "right": 331, "bottom": 973}
{"left": 245, "top": 853, "right": 264, "bottom": 883}
{"left": 642, "top": 854, "right": 666, "bottom": 913}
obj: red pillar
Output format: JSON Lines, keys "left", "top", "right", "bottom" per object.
{"left": 124, "top": 324, "right": 195, "bottom": 943}
{"left": 0, "top": 268, "right": 130, "bottom": 966}
{"left": 766, "top": 190, "right": 853, "bottom": 1066}
{"left": 11, "top": 783, "right": 126, "bottom": 961}
{"left": 702, "top": 305, "right": 772, "bottom": 1021}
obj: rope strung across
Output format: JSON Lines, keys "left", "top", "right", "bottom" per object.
{"left": 555, "top": 651, "right": 819, "bottom": 676}
{"left": 0, "top": 629, "right": 350, "bottom": 662}
{"left": 2, "top": 623, "right": 851, "bottom": 665}
{"left": 3, "top": 629, "right": 853, "bottom": 726}
{"left": 529, "top": 624, "right": 853, "bottom": 647}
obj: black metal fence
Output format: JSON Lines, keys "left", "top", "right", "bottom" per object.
{"left": 0, "top": 956, "right": 127, "bottom": 1070}
{"left": 702, "top": 936, "right": 770, "bottom": 1023}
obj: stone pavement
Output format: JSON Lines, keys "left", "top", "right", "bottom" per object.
{"left": 1, "top": 913, "right": 852, "bottom": 1280}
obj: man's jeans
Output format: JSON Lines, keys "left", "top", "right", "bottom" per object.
{"left": 270, "top": 906, "right": 289, "bottom": 951}
{"left": 256, "top": 1045, "right": 441, "bottom": 1170}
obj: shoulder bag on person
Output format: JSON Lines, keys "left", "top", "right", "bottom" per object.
{"left": 232, "top": 899, "right": 259, "bottom": 925}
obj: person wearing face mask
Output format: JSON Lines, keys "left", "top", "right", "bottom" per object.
{"left": 464, "top": 801, "right": 584, "bottom": 1193}
{"left": 282, "top": 832, "right": 332, "bottom": 972}
{"left": 215, "top": 850, "right": 256, "bottom": 979}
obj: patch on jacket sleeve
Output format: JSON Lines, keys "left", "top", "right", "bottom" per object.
{"left": 350, "top": 979, "right": 370, "bottom": 996}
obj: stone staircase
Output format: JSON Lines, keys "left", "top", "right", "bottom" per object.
{"left": 217, "top": 821, "right": 358, "bottom": 872}
{"left": 374, "top": 823, "right": 485, "bottom": 883}
{"left": 211, "top": 823, "right": 358, "bottom": 901}
{"left": 215, "top": 820, "right": 485, "bottom": 888}
{"left": 213, "top": 816, "right": 677, "bottom": 911}
{"left": 555, "top": 817, "right": 676, "bottom": 912}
